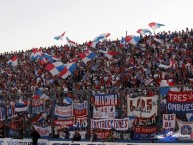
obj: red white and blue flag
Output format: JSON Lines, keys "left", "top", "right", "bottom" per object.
{"left": 78, "top": 49, "right": 97, "bottom": 64}
{"left": 125, "top": 35, "right": 140, "bottom": 45}
{"left": 99, "top": 50, "right": 118, "bottom": 59}
{"left": 7, "top": 56, "right": 18, "bottom": 66}
{"left": 137, "top": 28, "right": 152, "bottom": 35}
{"left": 60, "top": 62, "right": 77, "bottom": 79}
{"left": 66, "top": 37, "right": 77, "bottom": 47}
{"left": 54, "top": 32, "right": 65, "bottom": 40}
{"left": 45, "top": 62, "right": 66, "bottom": 76}
{"left": 148, "top": 22, "right": 165, "bottom": 31}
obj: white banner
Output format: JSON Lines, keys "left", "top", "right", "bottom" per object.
{"left": 0, "top": 138, "right": 48, "bottom": 145}
{"left": 91, "top": 118, "right": 129, "bottom": 130}
{"left": 15, "top": 106, "right": 28, "bottom": 112}
{"left": 34, "top": 125, "right": 51, "bottom": 137}
{"left": 69, "top": 131, "right": 86, "bottom": 139}
{"left": 127, "top": 95, "right": 158, "bottom": 118}
{"left": 177, "top": 120, "right": 193, "bottom": 140}
{"left": 163, "top": 114, "right": 176, "bottom": 129}
{"left": 93, "top": 106, "right": 115, "bottom": 118}
{"left": 54, "top": 105, "right": 72, "bottom": 117}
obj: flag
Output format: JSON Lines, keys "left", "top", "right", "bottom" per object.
{"left": 159, "top": 79, "right": 179, "bottom": 96}
{"left": 125, "top": 35, "right": 140, "bottom": 45}
{"left": 119, "top": 37, "right": 126, "bottom": 48}
{"left": 30, "top": 48, "right": 42, "bottom": 61}
{"left": 45, "top": 62, "right": 66, "bottom": 76}
{"left": 63, "top": 97, "right": 73, "bottom": 105}
{"left": 42, "top": 53, "right": 60, "bottom": 62}
{"left": 7, "top": 56, "right": 18, "bottom": 66}
{"left": 60, "top": 63, "right": 77, "bottom": 79}
{"left": 87, "top": 41, "right": 97, "bottom": 48}
{"left": 137, "top": 28, "right": 152, "bottom": 35}
{"left": 99, "top": 50, "right": 118, "bottom": 59}
{"left": 66, "top": 37, "right": 77, "bottom": 47}
{"left": 148, "top": 22, "right": 165, "bottom": 31}
{"left": 54, "top": 32, "right": 65, "bottom": 40}
{"left": 78, "top": 50, "right": 97, "bottom": 64}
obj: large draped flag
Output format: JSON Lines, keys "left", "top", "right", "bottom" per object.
{"left": 148, "top": 22, "right": 165, "bottom": 31}
{"left": 66, "top": 37, "right": 77, "bottom": 47}
{"left": 54, "top": 32, "right": 65, "bottom": 40}
{"left": 7, "top": 56, "right": 18, "bottom": 66}
{"left": 125, "top": 35, "right": 140, "bottom": 45}
{"left": 60, "top": 62, "right": 77, "bottom": 79}
{"left": 78, "top": 49, "right": 97, "bottom": 64}
{"left": 99, "top": 50, "right": 118, "bottom": 59}
{"left": 45, "top": 62, "right": 66, "bottom": 76}
{"left": 137, "top": 28, "right": 152, "bottom": 35}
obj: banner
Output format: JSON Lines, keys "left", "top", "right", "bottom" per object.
{"left": 113, "top": 131, "right": 130, "bottom": 140}
{"left": 3, "top": 138, "right": 48, "bottom": 145}
{"left": 94, "top": 94, "right": 118, "bottom": 106}
{"left": 73, "top": 117, "right": 88, "bottom": 128}
{"left": 127, "top": 95, "right": 158, "bottom": 118}
{"left": 32, "top": 103, "right": 45, "bottom": 114}
{"left": 73, "top": 101, "right": 88, "bottom": 117}
{"left": 93, "top": 106, "right": 115, "bottom": 119}
{"left": 15, "top": 106, "right": 28, "bottom": 112}
{"left": 167, "top": 91, "right": 193, "bottom": 114}
{"left": 54, "top": 105, "right": 72, "bottom": 117}
{"left": 133, "top": 114, "right": 156, "bottom": 126}
{"left": 168, "top": 91, "right": 193, "bottom": 103}
{"left": 91, "top": 118, "right": 128, "bottom": 130}
{"left": 177, "top": 120, "right": 193, "bottom": 139}
{"left": 134, "top": 126, "right": 157, "bottom": 134}
{"left": 95, "top": 130, "right": 111, "bottom": 139}
{"left": 69, "top": 131, "right": 86, "bottom": 139}
{"left": 0, "top": 108, "right": 5, "bottom": 121}
{"left": 34, "top": 125, "right": 51, "bottom": 137}
{"left": 133, "top": 133, "right": 155, "bottom": 140}
{"left": 163, "top": 114, "right": 176, "bottom": 129}
{"left": 54, "top": 118, "right": 74, "bottom": 127}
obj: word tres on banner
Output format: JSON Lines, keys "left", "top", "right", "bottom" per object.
{"left": 73, "top": 101, "right": 88, "bottom": 117}
{"left": 127, "top": 95, "right": 158, "bottom": 118}
{"left": 91, "top": 118, "right": 128, "bottom": 130}
{"left": 54, "top": 105, "right": 72, "bottom": 117}
{"left": 167, "top": 91, "right": 193, "bottom": 113}
{"left": 163, "top": 114, "right": 176, "bottom": 130}
{"left": 94, "top": 94, "right": 118, "bottom": 106}
{"left": 93, "top": 106, "right": 115, "bottom": 119}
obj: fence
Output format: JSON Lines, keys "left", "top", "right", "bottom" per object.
{"left": 0, "top": 84, "right": 193, "bottom": 141}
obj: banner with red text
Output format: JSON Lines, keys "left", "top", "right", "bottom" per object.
{"left": 163, "top": 114, "right": 176, "bottom": 129}
{"left": 34, "top": 125, "right": 50, "bottom": 137}
{"left": 134, "top": 126, "right": 157, "bottom": 134}
{"left": 91, "top": 118, "right": 129, "bottom": 130}
{"left": 133, "top": 114, "right": 156, "bottom": 126}
{"left": 54, "top": 105, "right": 72, "bottom": 117}
{"left": 93, "top": 106, "right": 115, "bottom": 118}
{"left": 127, "top": 95, "right": 158, "bottom": 117}
{"left": 54, "top": 118, "right": 74, "bottom": 127}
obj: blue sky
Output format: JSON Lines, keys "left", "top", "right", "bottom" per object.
{"left": 0, "top": 0, "right": 192, "bottom": 53}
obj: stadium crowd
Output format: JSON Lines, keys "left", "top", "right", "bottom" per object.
{"left": 0, "top": 28, "right": 193, "bottom": 140}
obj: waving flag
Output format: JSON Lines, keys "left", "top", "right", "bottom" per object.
{"left": 159, "top": 79, "right": 179, "bottom": 96}
{"left": 54, "top": 32, "right": 65, "bottom": 40}
{"left": 66, "top": 37, "right": 77, "bottom": 47}
{"left": 88, "top": 33, "right": 110, "bottom": 48}
{"left": 60, "top": 63, "right": 77, "bottom": 79}
{"left": 42, "top": 53, "right": 60, "bottom": 62}
{"left": 148, "top": 22, "right": 165, "bottom": 31}
{"left": 79, "top": 50, "right": 97, "bottom": 64}
{"left": 137, "top": 28, "right": 152, "bottom": 35}
{"left": 7, "top": 56, "right": 18, "bottom": 66}
{"left": 45, "top": 62, "right": 65, "bottom": 76}
{"left": 30, "top": 48, "right": 42, "bottom": 61}
{"left": 99, "top": 50, "right": 118, "bottom": 59}
{"left": 125, "top": 35, "right": 140, "bottom": 45}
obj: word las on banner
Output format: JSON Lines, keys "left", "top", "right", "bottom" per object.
{"left": 134, "top": 126, "right": 157, "bottom": 134}
{"left": 133, "top": 114, "right": 156, "bottom": 126}
{"left": 73, "top": 101, "right": 88, "bottom": 117}
{"left": 54, "top": 105, "right": 72, "bottom": 117}
{"left": 167, "top": 91, "right": 193, "bottom": 114}
{"left": 163, "top": 114, "right": 176, "bottom": 130}
{"left": 91, "top": 118, "right": 128, "bottom": 130}
{"left": 127, "top": 95, "right": 158, "bottom": 118}
{"left": 34, "top": 125, "right": 51, "bottom": 137}
{"left": 177, "top": 120, "right": 193, "bottom": 139}
{"left": 94, "top": 94, "right": 118, "bottom": 106}
{"left": 73, "top": 117, "right": 88, "bottom": 128}
{"left": 93, "top": 106, "right": 115, "bottom": 119}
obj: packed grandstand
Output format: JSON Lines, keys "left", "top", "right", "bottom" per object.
{"left": 0, "top": 26, "right": 193, "bottom": 142}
